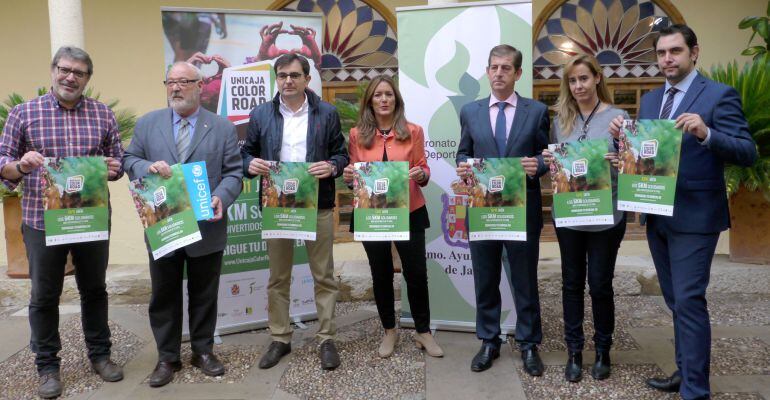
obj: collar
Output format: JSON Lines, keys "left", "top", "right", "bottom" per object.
{"left": 664, "top": 69, "right": 699, "bottom": 95}
{"left": 279, "top": 93, "right": 309, "bottom": 115}
{"left": 173, "top": 107, "right": 200, "bottom": 127}
{"left": 489, "top": 92, "right": 517, "bottom": 109}
{"left": 47, "top": 91, "right": 85, "bottom": 110}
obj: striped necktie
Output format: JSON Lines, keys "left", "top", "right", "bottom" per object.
{"left": 659, "top": 87, "right": 679, "bottom": 120}
{"left": 176, "top": 118, "right": 191, "bottom": 161}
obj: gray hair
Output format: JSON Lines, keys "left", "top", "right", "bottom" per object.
{"left": 51, "top": 46, "right": 94, "bottom": 75}
{"left": 166, "top": 61, "right": 204, "bottom": 80}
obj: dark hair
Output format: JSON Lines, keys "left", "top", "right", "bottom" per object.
{"left": 488, "top": 45, "right": 523, "bottom": 70}
{"left": 653, "top": 24, "right": 698, "bottom": 51}
{"left": 51, "top": 46, "right": 93, "bottom": 75}
{"left": 273, "top": 53, "right": 310, "bottom": 75}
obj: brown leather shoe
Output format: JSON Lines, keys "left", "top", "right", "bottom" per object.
{"left": 38, "top": 371, "right": 63, "bottom": 399}
{"left": 259, "top": 341, "right": 291, "bottom": 369}
{"left": 149, "top": 361, "right": 182, "bottom": 388}
{"left": 191, "top": 353, "right": 225, "bottom": 377}
{"left": 91, "top": 358, "right": 124, "bottom": 382}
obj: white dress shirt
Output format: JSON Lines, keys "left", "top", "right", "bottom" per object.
{"left": 279, "top": 94, "right": 309, "bottom": 162}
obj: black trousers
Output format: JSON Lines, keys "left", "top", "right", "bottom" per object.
{"left": 362, "top": 230, "right": 430, "bottom": 333}
{"left": 22, "top": 224, "right": 112, "bottom": 374}
{"left": 149, "top": 249, "right": 223, "bottom": 362}
{"left": 555, "top": 219, "right": 626, "bottom": 352}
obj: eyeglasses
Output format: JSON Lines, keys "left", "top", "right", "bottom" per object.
{"left": 276, "top": 72, "right": 304, "bottom": 80}
{"left": 163, "top": 79, "right": 200, "bottom": 88}
{"left": 56, "top": 66, "right": 89, "bottom": 79}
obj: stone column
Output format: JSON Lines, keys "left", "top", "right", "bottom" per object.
{"left": 48, "top": 0, "right": 85, "bottom": 55}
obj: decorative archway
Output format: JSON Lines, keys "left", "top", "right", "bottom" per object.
{"left": 268, "top": 0, "right": 398, "bottom": 84}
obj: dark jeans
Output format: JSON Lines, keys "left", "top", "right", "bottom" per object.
{"left": 149, "top": 249, "right": 223, "bottom": 362}
{"left": 22, "top": 224, "right": 112, "bottom": 374}
{"left": 362, "top": 230, "right": 430, "bottom": 333}
{"left": 555, "top": 219, "right": 626, "bottom": 352}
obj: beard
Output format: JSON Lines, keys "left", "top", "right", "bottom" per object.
{"left": 53, "top": 80, "right": 82, "bottom": 103}
{"left": 168, "top": 90, "right": 201, "bottom": 115}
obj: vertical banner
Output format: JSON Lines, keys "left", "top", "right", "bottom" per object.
{"left": 397, "top": 1, "right": 532, "bottom": 332}
{"left": 352, "top": 161, "right": 410, "bottom": 241}
{"left": 161, "top": 8, "right": 323, "bottom": 336}
{"left": 549, "top": 140, "right": 614, "bottom": 227}
{"left": 42, "top": 156, "right": 109, "bottom": 245}
{"left": 617, "top": 119, "right": 682, "bottom": 216}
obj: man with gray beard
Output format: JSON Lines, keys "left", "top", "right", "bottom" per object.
{"left": 123, "top": 62, "right": 243, "bottom": 387}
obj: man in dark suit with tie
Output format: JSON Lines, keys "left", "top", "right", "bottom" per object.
{"left": 610, "top": 25, "right": 757, "bottom": 399}
{"left": 456, "top": 45, "right": 550, "bottom": 375}
{"left": 123, "top": 61, "right": 243, "bottom": 387}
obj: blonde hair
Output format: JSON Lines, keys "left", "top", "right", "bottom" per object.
{"left": 553, "top": 54, "right": 613, "bottom": 135}
{"left": 355, "top": 76, "right": 409, "bottom": 149}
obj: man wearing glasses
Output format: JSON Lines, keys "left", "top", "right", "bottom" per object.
{"left": 123, "top": 61, "right": 243, "bottom": 387}
{"left": 241, "top": 54, "right": 348, "bottom": 370}
{"left": 0, "top": 46, "right": 124, "bottom": 399}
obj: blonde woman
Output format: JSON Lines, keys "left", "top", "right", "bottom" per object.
{"left": 343, "top": 76, "right": 443, "bottom": 358}
{"left": 543, "top": 54, "right": 627, "bottom": 383}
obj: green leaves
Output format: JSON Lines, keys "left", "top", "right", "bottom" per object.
{"left": 705, "top": 54, "right": 770, "bottom": 198}
{"left": 738, "top": 1, "right": 770, "bottom": 60}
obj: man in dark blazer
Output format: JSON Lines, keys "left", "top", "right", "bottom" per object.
{"left": 241, "top": 54, "right": 349, "bottom": 371}
{"left": 456, "top": 45, "right": 550, "bottom": 375}
{"left": 123, "top": 61, "right": 243, "bottom": 387}
{"left": 610, "top": 25, "right": 756, "bottom": 400}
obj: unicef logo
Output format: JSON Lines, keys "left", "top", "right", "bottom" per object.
{"left": 192, "top": 165, "right": 203, "bottom": 177}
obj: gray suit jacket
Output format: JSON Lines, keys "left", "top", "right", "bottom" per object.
{"left": 456, "top": 94, "right": 550, "bottom": 230}
{"left": 123, "top": 107, "right": 243, "bottom": 257}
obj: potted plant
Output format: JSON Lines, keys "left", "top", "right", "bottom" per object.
{"left": 705, "top": 3, "right": 770, "bottom": 263}
{"left": 0, "top": 88, "right": 136, "bottom": 277}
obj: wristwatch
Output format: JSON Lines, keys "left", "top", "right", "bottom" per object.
{"left": 15, "top": 162, "right": 29, "bottom": 175}
{"left": 326, "top": 161, "right": 337, "bottom": 177}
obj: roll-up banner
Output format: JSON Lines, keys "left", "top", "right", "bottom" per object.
{"left": 396, "top": 1, "right": 532, "bottom": 332}
{"left": 160, "top": 7, "right": 324, "bottom": 336}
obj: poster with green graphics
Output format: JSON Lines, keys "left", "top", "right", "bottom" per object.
{"left": 466, "top": 158, "right": 527, "bottom": 241}
{"left": 352, "top": 161, "right": 410, "bottom": 241}
{"left": 42, "top": 156, "right": 109, "bottom": 245}
{"left": 261, "top": 161, "right": 318, "bottom": 240}
{"left": 129, "top": 164, "right": 201, "bottom": 260}
{"left": 617, "top": 119, "right": 682, "bottom": 216}
{"left": 549, "top": 139, "right": 614, "bottom": 227}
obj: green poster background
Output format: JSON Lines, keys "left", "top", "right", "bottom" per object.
{"left": 549, "top": 139, "right": 614, "bottom": 226}
{"left": 617, "top": 119, "right": 682, "bottom": 216}
{"left": 43, "top": 156, "right": 109, "bottom": 245}
{"left": 353, "top": 161, "right": 410, "bottom": 240}
{"left": 261, "top": 161, "right": 319, "bottom": 240}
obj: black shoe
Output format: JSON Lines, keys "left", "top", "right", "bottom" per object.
{"left": 565, "top": 351, "right": 583, "bottom": 382}
{"left": 38, "top": 371, "right": 63, "bottom": 399}
{"left": 471, "top": 343, "right": 500, "bottom": 372}
{"left": 319, "top": 339, "right": 341, "bottom": 370}
{"left": 191, "top": 352, "right": 225, "bottom": 377}
{"left": 521, "top": 347, "right": 544, "bottom": 377}
{"left": 91, "top": 358, "right": 124, "bottom": 382}
{"left": 591, "top": 350, "right": 611, "bottom": 380}
{"left": 646, "top": 370, "right": 682, "bottom": 392}
{"left": 148, "top": 361, "right": 182, "bottom": 388}
{"left": 259, "top": 341, "right": 292, "bottom": 369}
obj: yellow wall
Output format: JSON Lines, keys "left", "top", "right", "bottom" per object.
{"left": 0, "top": 0, "right": 764, "bottom": 264}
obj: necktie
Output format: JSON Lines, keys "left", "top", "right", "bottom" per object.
{"left": 495, "top": 102, "right": 507, "bottom": 157}
{"left": 659, "top": 87, "right": 679, "bottom": 119}
{"left": 176, "top": 118, "right": 191, "bottom": 161}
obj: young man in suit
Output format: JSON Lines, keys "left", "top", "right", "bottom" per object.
{"left": 123, "top": 61, "right": 243, "bottom": 387}
{"left": 456, "top": 45, "right": 550, "bottom": 375}
{"left": 241, "top": 54, "right": 349, "bottom": 370}
{"left": 610, "top": 25, "right": 757, "bottom": 400}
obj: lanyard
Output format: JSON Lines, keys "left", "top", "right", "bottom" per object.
{"left": 578, "top": 100, "right": 601, "bottom": 141}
